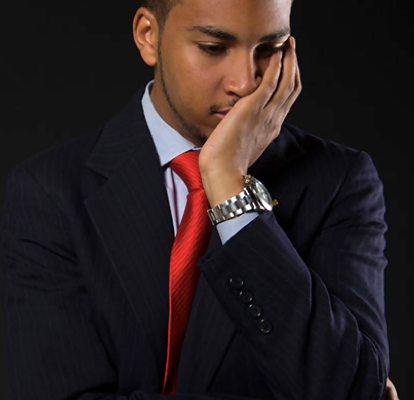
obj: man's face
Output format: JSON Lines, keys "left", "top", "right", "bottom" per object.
{"left": 149, "top": 0, "right": 292, "bottom": 147}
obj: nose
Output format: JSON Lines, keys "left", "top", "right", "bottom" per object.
{"left": 223, "top": 51, "right": 262, "bottom": 99}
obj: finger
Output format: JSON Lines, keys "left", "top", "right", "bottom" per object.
{"left": 266, "top": 40, "right": 301, "bottom": 142}
{"left": 266, "top": 35, "right": 297, "bottom": 111}
{"left": 267, "top": 61, "right": 300, "bottom": 143}
{"left": 386, "top": 378, "right": 399, "bottom": 400}
{"left": 277, "top": 49, "right": 302, "bottom": 117}
{"left": 251, "top": 47, "right": 284, "bottom": 109}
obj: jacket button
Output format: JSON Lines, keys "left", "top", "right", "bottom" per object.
{"left": 248, "top": 304, "right": 263, "bottom": 318}
{"left": 258, "top": 319, "right": 273, "bottom": 334}
{"left": 239, "top": 290, "right": 253, "bottom": 304}
{"left": 229, "top": 277, "right": 245, "bottom": 290}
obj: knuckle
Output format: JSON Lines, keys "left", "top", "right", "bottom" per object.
{"left": 275, "top": 114, "right": 283, "bottom": 128}
{"left": 263, "top": 114, "right": 273, "bottom": 129}
{"left": 268, "top": 70, "right": 281, "bottom": 88}
{"left": 252, "top": 103, "right": 262, "bottom": 118}
{"left": 287, "top": 79, "right": 295, "bottom": 93}
{"left": 267, "top": 77, "right": 279, "bottom": 91}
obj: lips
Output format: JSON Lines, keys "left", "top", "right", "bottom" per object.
{"left": 216, "top": 108, "right": 231, "bottom": 114}
{"left": 214, "top": 112, "right": 228, "bottom": 120}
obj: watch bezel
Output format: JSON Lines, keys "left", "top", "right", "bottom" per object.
{"left": 245, "top": 175, "right": 273, "bottom": 211}
{"left": 207, "top": 174, "right": 273, "bottom": 226}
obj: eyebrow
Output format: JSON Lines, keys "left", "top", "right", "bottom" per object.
{"left": 186, "top": 25, "right": 291, "bottom": 42}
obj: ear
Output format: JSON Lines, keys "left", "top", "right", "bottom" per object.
{"left": 132, "top": 7, "right": 159, "bottom": 67}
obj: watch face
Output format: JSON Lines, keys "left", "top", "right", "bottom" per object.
{"left": 250, "top": 177, "right": 273, "bottom": 211}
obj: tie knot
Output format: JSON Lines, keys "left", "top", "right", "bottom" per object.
{"left": 169, "top": 150, "right": 203, "bottom": 192}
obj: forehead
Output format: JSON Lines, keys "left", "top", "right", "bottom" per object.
{"left": 168, "top": 0, "right": 291, "bottom": 39}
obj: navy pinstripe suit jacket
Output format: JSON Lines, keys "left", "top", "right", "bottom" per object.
{"left": 0, "top": 86, "right": 389, "bottom": 400}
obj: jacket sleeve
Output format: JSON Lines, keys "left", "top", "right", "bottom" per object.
{"left": 197, "top": 150, "right": 390, "bottom": 400}
{"left": 0, "top": 164, "right": 291, "bottom": 400}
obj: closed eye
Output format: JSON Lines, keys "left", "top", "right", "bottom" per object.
{"left": 197, "top": 44, "right": 227, "bottom": 56}
{"left": 197, "top": 44, "right": 285, "bottom": 57}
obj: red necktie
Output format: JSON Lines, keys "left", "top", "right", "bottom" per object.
{"left": 162, "top": 150, "right": 213, "bottom": 395}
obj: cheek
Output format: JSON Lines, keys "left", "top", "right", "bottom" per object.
{"left": 164, "top": 44, "right": 222, "bottom": 121}
{"left": 178, "top": 47, "right": 221, "bottom": 103}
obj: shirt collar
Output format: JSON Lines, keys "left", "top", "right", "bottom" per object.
{"left": 141, "top": 79, "right": 202, "bottom": 167}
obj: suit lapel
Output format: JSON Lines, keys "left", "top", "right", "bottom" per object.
{"left": 83, "top": 87, "right": 174, "bottom": 387}
{"left": 82, "top": 86, "right": 307, "bottom": 392}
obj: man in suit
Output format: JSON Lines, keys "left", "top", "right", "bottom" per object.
{"left": 0, "top": 0, "right": 398, "bottom": 399}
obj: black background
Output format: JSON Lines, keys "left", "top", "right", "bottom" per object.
{"left": 0, "top": 0, "right": 412, "bottom": 399}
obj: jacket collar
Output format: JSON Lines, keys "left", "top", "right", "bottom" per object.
{"left": 85, "top": 86, "right": 306, "bottom": 181}
{"left": 83, "top": 85, "right": 306, "bottom": 392}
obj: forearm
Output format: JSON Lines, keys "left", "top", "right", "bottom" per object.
{"left": 198, "top": 211, "right": 388, "bottom": 400}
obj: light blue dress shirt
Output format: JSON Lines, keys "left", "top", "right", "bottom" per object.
{"left": 141, "top": 79, "right": 259, "bottom": 245}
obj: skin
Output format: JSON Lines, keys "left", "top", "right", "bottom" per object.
{"left": 386, "top": 378, "right": 399, "bottom": 400}
{"left": 133, "top": 3, "right": 400, "bottom": 397}
{"left": 133, "top": 0, "right": 299, "bottom": 208}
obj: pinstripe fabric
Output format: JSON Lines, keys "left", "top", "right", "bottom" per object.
{"left": 0, "top": 86, "right": 389, "bottom": 400}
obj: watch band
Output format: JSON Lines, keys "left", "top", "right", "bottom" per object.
{"left": 207, "top": 174, "right": 267, "bottom": 226}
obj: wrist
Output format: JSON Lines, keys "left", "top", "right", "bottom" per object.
{"left": 201, "top": 172, "right": 245, "bottom": 208}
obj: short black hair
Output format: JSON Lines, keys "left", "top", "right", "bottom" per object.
{"left": 141, "top": 0, "right": 183, "bottom": 34}
{"left": 141, "top": 0, "right": 294, "bottom": 35}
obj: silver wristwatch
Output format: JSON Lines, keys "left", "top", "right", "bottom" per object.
{"left": 207, "top": 174, "right": 274, "bottom": 226}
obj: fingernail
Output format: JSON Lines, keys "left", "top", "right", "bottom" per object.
{"left": 291, "top": 36, "right": 296, "bottom": 49}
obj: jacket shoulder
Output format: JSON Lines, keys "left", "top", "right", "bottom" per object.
{"left": 17, "top": 126, "right": 102, "bottom": 173}
{"left": 4, "top": 127, "right": 104, "bottom": 214}
{"left": 283, "top": 121, "right": 362, "bottom": 164}
{"left": 282, "top": 121, "right": 380, "bottom": 198}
